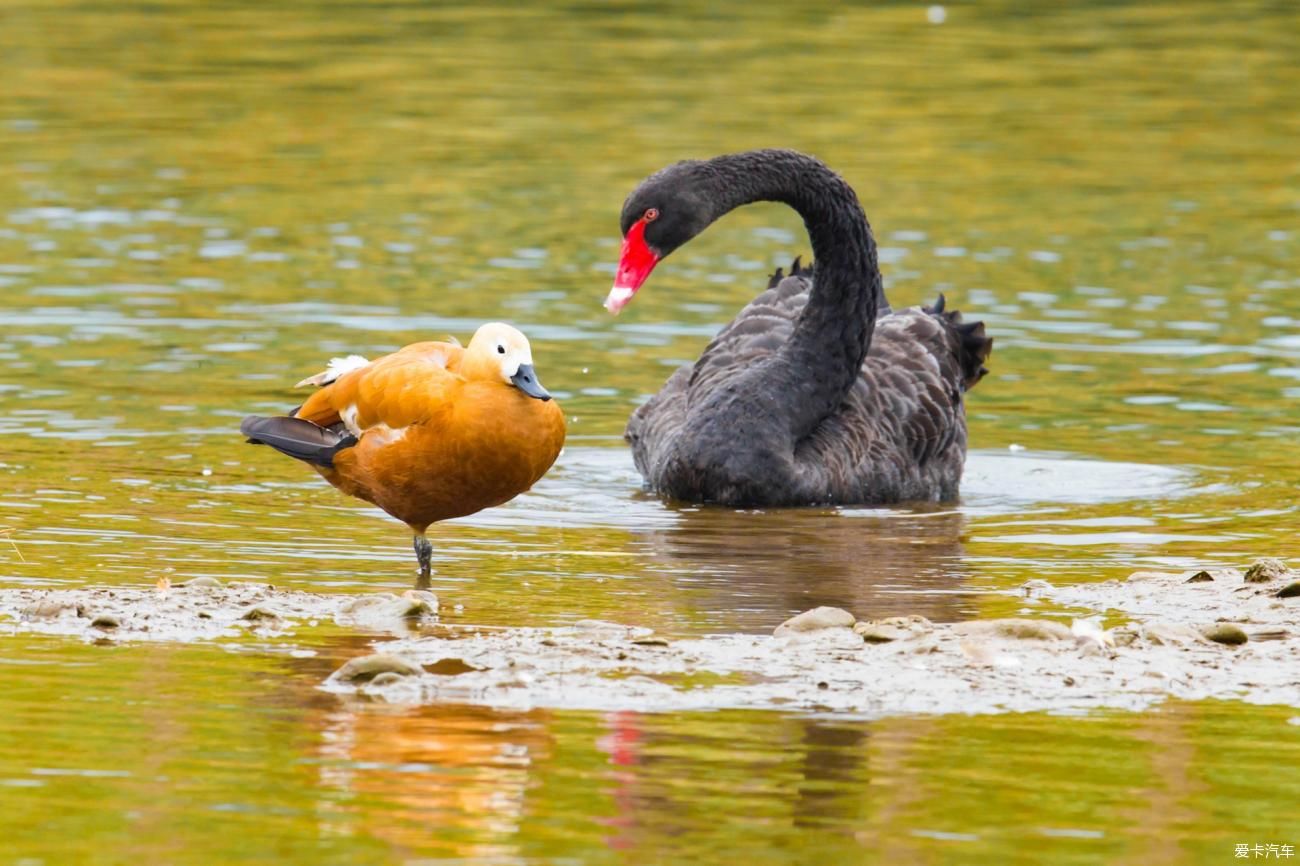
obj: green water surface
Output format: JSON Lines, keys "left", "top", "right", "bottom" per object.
{"left": 1, "top": 1, "right": 1298, "bottom": 863}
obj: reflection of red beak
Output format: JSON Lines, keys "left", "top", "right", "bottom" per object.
{"left": 604, "top": 218, "right": 660, "bottom": 314}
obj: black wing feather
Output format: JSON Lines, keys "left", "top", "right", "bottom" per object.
{"left": 240, "top": 415, "right": 357, "bottom": 467}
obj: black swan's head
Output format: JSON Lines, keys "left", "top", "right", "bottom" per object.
{"left": 606, "top": 159, "right": 716, "bottom": 314}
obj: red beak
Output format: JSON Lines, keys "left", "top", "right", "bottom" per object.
{"left": 604, "top": 218, "right": 660, "bottom": 314}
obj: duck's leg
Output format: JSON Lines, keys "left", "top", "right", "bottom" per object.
{"left": 412, "top": 533, "right": 433, "bottom": 589}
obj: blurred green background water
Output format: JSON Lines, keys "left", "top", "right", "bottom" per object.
{"left": 0, "top": 1, "right": 1297, "bottom": 863}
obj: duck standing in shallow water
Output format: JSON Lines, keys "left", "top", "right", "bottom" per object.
{"left": 605, "top": 149, "right": 992, "bottom": 507}
{"left": 241, "top": 323, "right": 565, "bottom": 585}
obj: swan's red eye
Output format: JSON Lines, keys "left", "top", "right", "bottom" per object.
{"left": 643, "top": 208, "right": 659, "bottom": 222}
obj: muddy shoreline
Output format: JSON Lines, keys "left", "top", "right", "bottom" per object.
{"left": 2, "top": 560, "right": 1296, "bottom": 718}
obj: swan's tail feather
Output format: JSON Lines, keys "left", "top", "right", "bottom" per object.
{"left": 923, "top": 295, "right": 993, "bottom": 391}
{"left": 240, "top": 415, "right": 358, "bottom": 467}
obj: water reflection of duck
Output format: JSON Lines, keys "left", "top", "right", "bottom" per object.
{"left": 314, "top": 698, "right": 554, "bottom": 860}
{"left": 241, "top": 323, "right": 565, "bottom": 585}
{"left": 634, "top": 506, "right": 976, "bottom": 631}
{"left": 605, "top": 150, "right": 992, "bottom": 508}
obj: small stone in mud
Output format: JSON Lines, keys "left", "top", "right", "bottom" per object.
{"left": 856, "top": 623, "right": 910, "bottom": 643}
{"left": 1200, "top": 623, "right": 1248, "bottom": 646}
{"left": 774, "top": 607, "right": 856, "bottom": 636}
{"left": 855, "top": 616, "right": 932, "bottom": 644}
{"left": 1244, "top": 558, "right": 1290, "bottom": 584}
{"left": 1276, "top": 582, "right": 1300, "bottom": 599}
{"left": 952, "top": 618, "right": 1073, "bottom": 642}
{"left": 21, "top": 598, "right": 81, "bottom": 620}
{"left": 332, "top": 653, "right": 422, "bottom": 683}
{"left": 1143, "top": 623, "right": 1208, "bottom": 646}
{"left": 240, "top": 606, "right": 281, "bottom": 623}
{"left": 90, "top": 614, "right": 120, "bottom": 629}
{"left": 1111, "top": 628, "right": 1140, "bottom": 647}
{"left": 425, "top": 657, "right": 482, "bottom": 676}
{"left": 887, "top": 615, "right": 933, "bottom": 631}
{"left": 180, "top": 577, "right": 222, "bottom": 589}
{"left": 1185, "top": 571, "right": 1214, "bottom": 583}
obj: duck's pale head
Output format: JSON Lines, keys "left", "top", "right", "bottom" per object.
{"left": 467, "top": 322, "right": 552, "bottom": 401}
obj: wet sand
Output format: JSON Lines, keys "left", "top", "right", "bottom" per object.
{"left": 2, "top": 561, "right": 1296, "bottom": 718}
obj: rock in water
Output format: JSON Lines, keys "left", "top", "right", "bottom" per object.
{"left": 774, "top": 607, "right": 856, "bottom": 636}
{"left": 1244, "top": 558, "right": 1290, "bottom": 583}
{"left": 1277, "top": 582, "right": 1300, "bottom": 599}
{"left": 1127, "top": 570, "right": 1181, "bottom": 582}
{"left": 952, "top": 618, "right": 1073, "bottom": 641}
{"left": 1200, "top": 623, "right": 1248, "bottom": 646}
{"left": 335, "top": 592, "right": 438, "bottom": 631}
{"left": 181, "top": 577, "right": 223, "bottom": 589}
{"left": 1185, "top": 571, "right": 1214, "bottom": 583}
{"left": 367, "top": 672, "right": 409, "bottom": 687}
{"left": 331, "top": 653, "right": 422, "bottom": 683}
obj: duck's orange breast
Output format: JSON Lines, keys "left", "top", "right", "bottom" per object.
{"left": 318, "top": 376, "right": 565, "bottom": 532}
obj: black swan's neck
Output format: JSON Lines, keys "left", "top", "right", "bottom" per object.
{"left": 701, "top": 150, "right": 883, "bottom": 438}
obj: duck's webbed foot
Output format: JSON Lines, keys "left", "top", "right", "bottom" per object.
{"left": 412, "top": 533, "right": 433, "bottom": 588}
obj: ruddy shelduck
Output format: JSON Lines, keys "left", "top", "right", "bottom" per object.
{"left": 241, "top": 323, "right": 565, "bottom": 585}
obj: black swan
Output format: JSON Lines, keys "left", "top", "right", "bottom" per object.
{"left": 603, "top": 149, "right": 992, "bottom": 507}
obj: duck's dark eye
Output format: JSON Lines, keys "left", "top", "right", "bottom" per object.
{"left": 644, "top": 208, "right": 659, "bottom": 222}
{"left": 497, "top": 345, "right": 506, "bottom": 354}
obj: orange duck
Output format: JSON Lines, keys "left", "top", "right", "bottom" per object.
{"left": 241, "top": 323, "right": 565, "bottom": 585}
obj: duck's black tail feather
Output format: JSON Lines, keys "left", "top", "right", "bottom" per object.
{"left": 241, "top": 416, "right": 357, "bottom": 467}
{"left": 924, "top": 293, "right": 993, "bottom": 391}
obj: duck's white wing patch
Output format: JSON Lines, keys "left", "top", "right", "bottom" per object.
{"left": 295, "top": 354, "right": 371, "bottom": 389}
{"left": 364, "top": 423, "right": 409, "bottom": 444}
{"left": 340, "top": 403, "right": 362, "bottom": 437}
{"left": 416, "top": 346, "right": 453, "bottom": 369}
{"left": 343, "top": 411, "right": 406, "bottom": 442}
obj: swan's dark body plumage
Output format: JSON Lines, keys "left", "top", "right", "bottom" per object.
{"left": 616, "top": 149, "right": 992, "bottom": 507}
{"left": 627, "top": 260, "right": 991, "bottom": 505}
